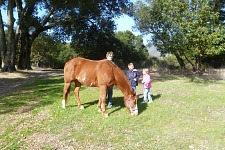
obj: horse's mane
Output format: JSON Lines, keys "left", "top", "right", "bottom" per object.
{"left": 112, "top": 64, "right": 133, "bottom": 95}
{"left": 114, "top": 66, "right": 128, "bottom": 82}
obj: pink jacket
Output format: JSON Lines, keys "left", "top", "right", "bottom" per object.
{"left": 142, "top": 74, "right": 152, "bottom": 88}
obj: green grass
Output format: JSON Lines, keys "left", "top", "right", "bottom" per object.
{"left": 0, "top": 75, "right": 225, "bottom": 149}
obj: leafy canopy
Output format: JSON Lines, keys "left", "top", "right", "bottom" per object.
{"left": 133, "top": 0, "right": 225, "bottom": 69}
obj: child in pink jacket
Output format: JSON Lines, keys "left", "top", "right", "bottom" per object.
{"left": 141, "top": 68, "right": 153, "bottom": 103}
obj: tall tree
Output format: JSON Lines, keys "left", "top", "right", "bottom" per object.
{"left": 0, "top": 8, "right": 7, "bottom": 68}
{"left": 1, "top": 0, "right": 16, "bottom": 72}
{"left": 133, "top": 0, "right": 225, "bottom": 71}
{"left": 64, "top": 0, "right": 132, "bottom": 60}
{"left": 180, "top": 0, "right": 225, "bottom": 70}
{"left": 1, "top": 0, "right": 131, "bottom": 71}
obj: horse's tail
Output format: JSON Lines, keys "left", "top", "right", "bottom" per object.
{"left": 67, "top": 84, "right": 71, "bottom": 105}
{"left": 62, "top": 82, "right": 71, "bottom": 108}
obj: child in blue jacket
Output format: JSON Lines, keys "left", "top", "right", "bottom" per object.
{"left": 127, "top": 63, "right": 140, "bottom": 90}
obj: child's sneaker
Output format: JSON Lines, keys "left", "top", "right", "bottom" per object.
{"left": 108, "top": 104, "right": 114, "bottom": 108}
{"left": 141, "top": 101, "right": 147, "bottom": 104}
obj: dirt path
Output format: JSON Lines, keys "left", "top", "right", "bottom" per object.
{"left": 0, "top": 69, "right": 64, "bottom": 96}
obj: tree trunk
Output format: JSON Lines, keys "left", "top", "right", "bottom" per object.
{"left": 183, "top": 53, "right": 196, "bottom": 72}
{"left": 0, "top": 9, "right": 7, "bottom": 69}
{"left": 17, "top": 33, "right": 32, "bottom": 70}
{"left": 17, "top": 33, "right": 26, "bottom": 69}
{"left": 195, "top": 56, "right": 202, "bottom": 72}
{"left": 174, "top": 53, "right": 186, "bottom": 69}
{"left": 25, "top": 36, "right": 32, "bottom": 70}
{"left": 2, "top": 0, "right": 16, "bottom": 72}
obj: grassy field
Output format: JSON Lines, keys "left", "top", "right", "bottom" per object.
{"left": 0, "top": 73, "right": 225, "bottom": 149}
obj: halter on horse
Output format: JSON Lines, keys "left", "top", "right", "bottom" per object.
{"left": 62, "top": 57, "right": 138, "bottom": 117}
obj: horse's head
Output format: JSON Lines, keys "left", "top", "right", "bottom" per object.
{"left": 124, "top": 90, "right": 138, "bottom": 116}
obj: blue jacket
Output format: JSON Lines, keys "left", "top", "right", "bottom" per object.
{"left": 127, "top": 69, "right": 140, "bottom": 87}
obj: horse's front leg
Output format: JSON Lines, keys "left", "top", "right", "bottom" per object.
{"left": 74, "top": 81, "right": 84, "bottom": 109}
{"left": 99, "top": 86, "right": 108, "bottom": 117}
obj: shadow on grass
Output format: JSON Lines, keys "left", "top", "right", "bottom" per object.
{"left": 136, "top": 93, "right": 161, "bottom": 114}
{"left": 0, "top": 76, "right": 64, "bottom": 115}
{"left": 107, "top": 97, "right": 127, "bottom": 115}
{"left": 0, "top": 69, "right": 63, "bottom": 84}
{"left": 66, "top": 98, "right": 125, "bottom": 116}
{"left": 66, "top": 96, "right": 149, "bottom": 116}
{"left": 67, "top": 100, "right": 99, "bottom": 109}
{"left": 153, "top": 75, "right": 179, "bottom": 82}
{"left": 67, "top": 93, "right": 162, "bottom": 116}
{"left": 150, "top": 70, "right": 222, "bottom": 84}
{"left": 188, "top": 76, "right": 219, "bottom": 84}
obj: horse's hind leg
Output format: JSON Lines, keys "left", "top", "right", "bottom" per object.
{"left": 62, "top": 82, "right": 71, "bottom": 108}
{"left": 97, "top": 98, "right": 101, "bottom": 112}
{"left": 74, "top": 81, "right": 84, "bottom": 109}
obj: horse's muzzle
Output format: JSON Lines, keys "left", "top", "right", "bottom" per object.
{"left": 130, "top": 105, "right": 138, "bottom": 116}
{"left": 131, "top": 110, "right": 138, "bottom": 116}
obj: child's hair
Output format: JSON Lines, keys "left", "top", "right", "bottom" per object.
{"left": 106, "top": 51, "right": 114, "bottom": 57}
{"left": 128, "top": 62, "right": 134, "bottom": 67}
{"left": 143, "top": 68, "right": 149, "bottom": 73}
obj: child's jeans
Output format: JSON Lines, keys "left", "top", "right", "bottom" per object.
{"left": 107, "top": 88, "right": 113, "bottom": 106}
{"left": 143, "top": 88, "right": 153, "bottom": 103}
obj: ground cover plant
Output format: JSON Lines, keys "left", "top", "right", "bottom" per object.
{"left": 0, "top": 72, "right": 225, "bottom": 149}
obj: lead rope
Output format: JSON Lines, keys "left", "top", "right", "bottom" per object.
{"left": 137, "top": 83, "right": 144, "bottom": 99}
{"left": 125, "top": 96, "right": 133, "bottom": 112}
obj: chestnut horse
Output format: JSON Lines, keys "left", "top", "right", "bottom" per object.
{"left": 62, "top": 57, "right": 138, "bottom": 117}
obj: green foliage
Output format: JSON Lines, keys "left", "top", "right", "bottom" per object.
{"left": 159, "top": 55, "right": 180, "bottom": 69}
{"left": 53, "top": 0, "right": 132, "bottom": 60}
{"left": 70, "top": 18, "right": 116, "bottom": 60}
{"left": 57, "top": 43, "right": 78, "bottom": 63}
{"left": 0, "top": 74, "right": 225, "bottom": 149}
{"left": 31, "top": 33, "right": 78, "bottom": 68}
{"left": 147, "top": 55, "right": 187, "bottom": 70}
{"left": 31, "top": 30, "right": 150, "bottom": 70}
{"left": 114, "top": 30, "right": 149, "bottom": 68}
{"left": 133, "top": 0, "right": 225, "bottom": 70}
{"left": 1, "top": 0, "right": 132, "bottom": 71}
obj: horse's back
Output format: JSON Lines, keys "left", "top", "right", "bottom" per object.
{"left": 64, "top": 58, "right": 116, "bottom": 87}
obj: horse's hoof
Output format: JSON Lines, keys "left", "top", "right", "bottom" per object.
{"left": 97, "top": 108, "right": 101, "bottom": 112}
{"left": 79, "top": 105, "right": 84, "bottom": 109}
{"left": 102, "top": 112, "right": 109, "bottom": 117}
{"left": 62, "top": 100, "right": 66, "bottom": 109}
